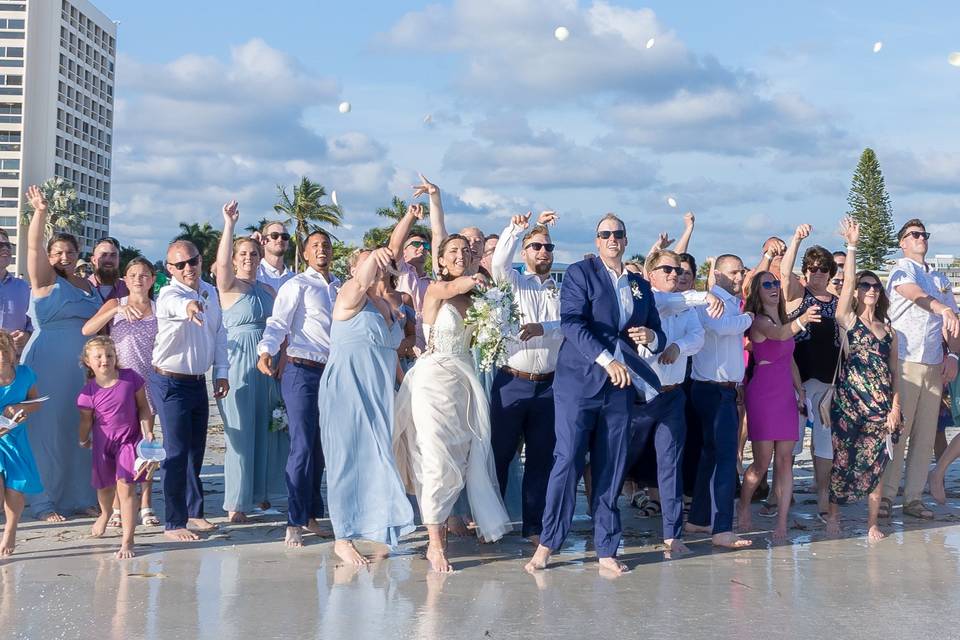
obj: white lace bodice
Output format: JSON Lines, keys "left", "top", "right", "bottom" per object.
{"left": 423, "top": 304, "right": 474, "bottom": 356}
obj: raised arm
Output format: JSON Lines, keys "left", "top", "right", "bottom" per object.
{"left": 216, "top": 200, "right": 239, "bottom": 293}
{"left": 750, "top": 305, "right": 821, "bottom": 342}
{"left": 491, "top": 213, "right": 530, "bottom": 284}
{"left": 25, "top": 185, "right": 57, "bottom": 290}
{"left": 334, "top": 248, "right": 393, "bottom": 320}
{"left": 780, "top": 224, "right": 810, "bottom": 306}
{"left": 413, "top": 173, "right": 446, "bottom": 277}
{"left": 388, "top": 202, "right": 426, "bottom": 260}
{"left": 835, "top": 218, "right": 859, "bottom": 329}
{"left": 674, "top": 212, "right": 695, "bottom": 254}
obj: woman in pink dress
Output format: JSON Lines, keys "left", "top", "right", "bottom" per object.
{"left": 737, "top": 271, "right": 821, "bottom": 541}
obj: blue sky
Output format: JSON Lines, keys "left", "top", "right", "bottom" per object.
{"left": 94, "top": 0, "right": 960, "bottom": 264}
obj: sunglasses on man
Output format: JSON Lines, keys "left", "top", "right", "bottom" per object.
{"left": 806, "top": 266, "right": 832, "bottom": 274}
{"left": 168, "top": 254, "right": 200, "bottom": 270}
{"left": 266, "top": 232, "right": 291, "bottom": 241}
{"left": 653, "top": 265, "right": 686, "bottom": 276}
{"left": 597, "top": 230, "right": 626, "bottom": 240}
{"left": 902, "top": 230, "right": 930, "bottom": 240}
{"left": 523, "top": 242, "right": 555, "bottom": 252}
{"left": 405, "top": 240, "right": 430, "bottom": 250}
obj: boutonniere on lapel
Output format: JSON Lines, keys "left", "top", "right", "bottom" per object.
{"left": 200, "top": 289, "right": 209, "bottom": 311}
{"left": 544, "top": 283, "right": 560, "bottom": 300}
{"left": 630, "top": 281, "right": 644, "bottom": 301}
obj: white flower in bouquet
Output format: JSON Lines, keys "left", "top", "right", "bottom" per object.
{"left": 466, "top": 281, "right": 522, "bottom": 373}
{"left": 270, "top": 401, "right": 289, "bottom": 432}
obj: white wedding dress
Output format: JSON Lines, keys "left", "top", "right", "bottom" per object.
{"left": 394, "top": 303, "right": 510, "bottom": 542}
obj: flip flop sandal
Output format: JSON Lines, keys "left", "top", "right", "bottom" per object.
{"left": 140, "top": 508, "right": 160, "bottom": 527}
{"left": 639, "top": 500, "right": 662, "bottom": 518}
{"left": 107, "top": 509, "right": 122, "bottom": 528}
{"left": 758, "top": 502, "right": 779, "bottom": 518}
{"left": 630, "top": 491, "right": 650, "bottom": 510}
{"left": 878, "top": 497, "right": 893, "bottom": 520}
{"left": 903, "top": 500, "right": 934, "bottom": 520}
{"left": 816, "top": 511, "right": 829, "bottom": 524}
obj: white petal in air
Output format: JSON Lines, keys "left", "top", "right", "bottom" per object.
{"left": 667, "top": 197, "right": 677, "bottom": 208}
{"left": 646, "top": 38, "right": 655, "bottom": 49}
{"left": 331, "top": 190, "right": 339, "bottom": 206}
{"left": 873, "top": 41, "right": 883, "bottom": 53}
{"left": 338, "top": 101, "right": 351, "bottom": 114}
{"left": 949, "top": 52, "right": 960, "bottom": 67}
{"left": 423, "top": 114, "right": 433, "bottom": 124}
{"left": 554, "top": 26, "right": 569, "bottom": 42}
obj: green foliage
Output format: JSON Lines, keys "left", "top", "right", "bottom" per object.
{"left": 244, "top": 217, "right": 271, "bottom": 234}
{"left": 330, "top": 239, "right": 358, "bottom": 282}
{"left": 20, "top": 177, "right": 87, "bottom": 237}
{"left": 174, "top": 221, "right": 221, "bottom": 281}
{"left": 274, "top": 177, "right": 343, "bottom": 271}
{"left": 118, "top": 244, "right": 143, "bottom": 273}
{"left": 846, "top": 148, "right": 895, "bottom": 270}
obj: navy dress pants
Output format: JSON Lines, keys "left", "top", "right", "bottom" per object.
{"left": 281, "top": 362, "right": 325, "bottom": 527}
{"left": 688, "top": 381, "right": 739, "bottom": 535}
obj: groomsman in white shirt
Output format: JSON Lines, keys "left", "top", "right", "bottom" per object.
{"left": 489, "top": 211, "right": 563, "bottom": 543}
{"left": 257, "top": 230, "right": 339, "bottom": 548}
{"left": 151, "top": 240, "right": 229, "bottom": 542}
{"left": 255, "top": 221, "right": 295, "bottom": 291}
{"left": 685, "top": 254, "right": 755, "bottom": 549}
{"left": 624, "top": 249, "right": 705, "bottom": 556}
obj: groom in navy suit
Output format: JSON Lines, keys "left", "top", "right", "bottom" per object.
{"left": 526, "top": 214, "right": 665, "bottom": 576}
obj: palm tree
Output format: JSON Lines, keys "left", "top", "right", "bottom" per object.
{"left": 273, "top": 177, "right": 343, "bottom": 271}
{"left": 20, "top": 177, "right": 87, "bottom": 237}
{"left": 118, "top": 244, "right": 143, "bottom": 272}
{"left": 364, "top": 195, "right": 430, "bottom": 249}
{"left": 376, "top": 196, "right": 407, "bottom": 221}
{"left": 244, "top": 217, "right": 271, "bottom": 235}
{"left": 174, "top": 221, "right": 221, "bottom": 277}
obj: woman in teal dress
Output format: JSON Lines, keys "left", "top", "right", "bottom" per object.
{"left": 319, "top": 247, "right": 415, "bottom": 565}
{"left": 22, "top": 185, "right": 103, "bottom": 521}
{"left": 216, "top": 202, "right": 287, "bottom": 522}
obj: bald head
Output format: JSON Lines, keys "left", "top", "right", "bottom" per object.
{"left": 167, "top": 239, "right": 198, "bottom": 259}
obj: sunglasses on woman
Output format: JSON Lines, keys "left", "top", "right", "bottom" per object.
{"left": 857, "top": 282, "right": 883, "bottom": 292}
{"left": 523, "top": 242, "right": 555, "bottom": 252}
{"left": 168, "top": 254, "right": 201, "bottom": 270}
{"left": 760, "top": 280, "right": 781, "bottom": 290}
{"left": 266, "top": 232, "right": 291, "bottom": 241}
{"left": 806, "top": 266, "right": 831, "bottom": 274}
{"left": 653, "top": 265, "right": 686, "bottom": 275}
{"left": 597, "top": 230, "right": 626, "bottom": 240}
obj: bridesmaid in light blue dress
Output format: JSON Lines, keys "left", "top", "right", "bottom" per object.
{"left": 215, "top": 202, "right": 288, "bottom": 522}
{"left": 319, "top": 247, "right": 415, "bottom": 565}
{"left": 22, "top": 185, "right": 102, "bottom": 520}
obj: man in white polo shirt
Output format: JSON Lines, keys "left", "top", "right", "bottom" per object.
{"left": 881, "top": 219, "right": 960, "bottom": 520}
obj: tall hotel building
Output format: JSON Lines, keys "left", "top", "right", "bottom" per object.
{"left": 0, "top": 0, "right": 116, "bottom": 273}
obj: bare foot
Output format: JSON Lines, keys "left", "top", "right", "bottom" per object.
{"left": 333, "top": 563, "right": 362, "bottom": 585}
{"left": 771, "top": 525, "right": 787, "bottom": 543}
{"left": 334, "top": 539, "right": 370, "bottom": 566}
{"left": 39, "top": 511, "right": 67, "bottom": 523}
{"left": 524, "top": 544, "right": 552, "bottom": 573}
{"left": 446, "top": 515, "right": 469, "bottom": 537}
{"left": 426, "top": 543, "right": 453, "bottom": 573}
{"left": 0, "top": 535, "right": 14, "bottom": 556}
{"left": 930, "top": 471, "right": 947, "bottom": 505}
{"left": 115, "top": 544, "right": 135, "bottom": 559}
{"left": 303, "top": 519, "right": 334, "bottom": 538}
{"left": 227, "top": 511, "right": 250, "bottom": 524}
{"left": 663, "top": 539, "right": 691, "bottom": 558}
{"left": 597, "top": 556, "right": 629, "bottom": 577}
{"left": 79, "top": 506, "right": 101, "bottom": 518}
{"left": 285, "top": 526, "right": 304, "bottom": 548}
{"left": 712, "top": 532, "right": 752, "bottom": 549}
{"left": 259, "top": 502, "right": 271, "bottom": 510}
{"left": 684, "top": 522, "right": 712, "bottom": 535}
{"left": 91, "top": 513, "right": 109, "bottom": 537}
{"left": 867, "top": 525, "right": 886, "bottom": 542}
{"left": 736, "top": 506, "right": 753, "bottom": 533}
{"left": 825, "top": 516, "right": 841, "bottom": 537}
{"left": 187, "top": 518, "right": 218, "bottom": 532}
{"left": 164, "top": 528, "right": 200, "bottom": 542}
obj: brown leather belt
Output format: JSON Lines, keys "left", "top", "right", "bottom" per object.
{"left": 502, "top": 366, "right": 554, "bottom": 383}
{"left": 697, "top": 380, "right": 738, "bottom": 389}
{"left": 153, "top": 367, "right": 204, "bottom": 381}
{"left": 290, "top": 357, "right": 325, "bottom": 369}
{"left": 660, "top": 383, "right": 682, "bottom": 393}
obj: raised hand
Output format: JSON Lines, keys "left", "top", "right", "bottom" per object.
{"left": 511, "top": 212, "right": 532, "bottom": 230}
{"left": 412, "top": 173, "right": 439, "bottom": 199}
{"left": 368, "top": 247, "right": 395, "bottom": 273}
{"left": 408, "top": 202, "right": 426, "bottom": 220}
{"left": 656, "top": 233, "right": 675, "bottom": 250}
{"left": 222, "top": 200, "right": 239, "bottom": 225}
{"left": 794, "top": 224, "right": 812, "bottom": 241}
{"left": 537, "top": 210, "right": 558, "bottom": 226}
{"left": 26, "top": 185, "right": 47, "bottom": 214}
{"left": 763, "top": 237, "right": 786, "bottom": 257}
{"left": 683, "top": 211, "right": 695, "bottom": 228}
{"left": 840, "top": 217, "right": 860, "bottom": 246}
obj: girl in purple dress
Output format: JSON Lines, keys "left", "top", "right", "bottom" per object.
{"left": 82, "top": 258, "right": 159, "bottom": 527}
{"left": 77, "top": 336, "right": 155, "bottom": 559}
{"left": 738, "top": 271, "right": 820, "bottom": 541}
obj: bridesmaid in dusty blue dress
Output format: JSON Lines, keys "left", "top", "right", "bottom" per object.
{"left": 319, "top": 247, "right": 415, "bottom": 565}
{"left": 215, "top": 202, "right": 288, "bottom": 522}
{"left": 22, "top": 185, "right": 102, "bottom": 520}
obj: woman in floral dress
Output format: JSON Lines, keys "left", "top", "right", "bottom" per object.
{"left": 825, "top": 218, "right": 902, "bottom": 541}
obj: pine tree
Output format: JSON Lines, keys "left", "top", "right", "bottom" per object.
{"left": 846, "top": 148, "right": 895, "bottom": 270}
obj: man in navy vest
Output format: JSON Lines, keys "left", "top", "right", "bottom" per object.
{"left": 526, "top": 213, "right": 665, "bottom": 577}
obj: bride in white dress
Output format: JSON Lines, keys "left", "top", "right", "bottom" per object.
{"left": 394, "top": 234, "right": 510, "bottom": 573}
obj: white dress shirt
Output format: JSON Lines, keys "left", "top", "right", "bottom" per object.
{"left": 490, "top": 221, "right": 562, "bottom": 374}
{"left": 594, "top": 262, "right": 659, "bottom": 398}
{"left": 638, "top": 290, "right": 706, "bottom": 386}
{"left": 691, "top": 285, "right": 752, "bottom": 383}
{"left": 887, "top": 257, "right": 956, "bottom": 365}
{"left": 256, "top": 260, "right": 294, "bottom": 292}
{"left": 257, "top": 267, "right": 339, "bottom": 362}
{"left": 152, "top": 277, "right": 229, "bottom": 379}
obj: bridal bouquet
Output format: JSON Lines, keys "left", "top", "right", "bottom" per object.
{"left": 269, "top": 400, "right": 288, "bottom": 433}
{"left": 467, "top": 281, "right": 522, "bottom": 373}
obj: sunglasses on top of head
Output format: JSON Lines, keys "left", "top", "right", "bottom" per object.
{"left": 266, "top": 232, "right": 291, "bottom": 241}
{"left": 168, "top": 254, "right": 200, "bottom": 270}
{"left": 903, "top": 230, "right": 930, "bottom": 240}
{"left": 597, "top": 230, "right": 626, "bottom": 240}
{"left": 760, "top": 280, "right": 781, "bottom": 290}
{"left": 523, "top": 242, "right": 555, "bottom": 252}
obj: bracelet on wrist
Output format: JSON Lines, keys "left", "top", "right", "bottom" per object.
{"left": 794, "top": 319, "right": 806, "bottom": 332}
{"left": 949, "top": 352, "right": 960, "bottom": 362}
{"left": 846, "top": 245, "right": 857, "bottom": 251}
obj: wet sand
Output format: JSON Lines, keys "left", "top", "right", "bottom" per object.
{"left": 4, "top": 427, "right": 960, "bottom": 639}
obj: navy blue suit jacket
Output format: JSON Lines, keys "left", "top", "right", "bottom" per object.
{"left": 554, "top": 256, "right": 666, "bottom": 399}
